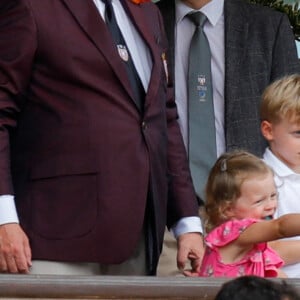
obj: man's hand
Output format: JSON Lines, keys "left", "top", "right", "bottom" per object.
{"left": 177, "top": 232, "right": 204, "bottom": 277}
{"left": 0, "top": 223, "right": 31, "bottom": 273}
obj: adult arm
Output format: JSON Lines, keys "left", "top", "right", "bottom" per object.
{"left": 0, "top": 0, "right": 36, "bottom": 273}
{"left": 155, "top": 9, "right": 205, "bottom": 274}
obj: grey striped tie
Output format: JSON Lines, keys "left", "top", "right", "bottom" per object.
{"left": 187, "top": 11, "right": 217, "bottom": 201}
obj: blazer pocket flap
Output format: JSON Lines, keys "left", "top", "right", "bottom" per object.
{"left": 30, "top": 155, "right": 98, "bottom": 180}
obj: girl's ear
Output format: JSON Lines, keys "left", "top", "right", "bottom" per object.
{"left": 261, "top": 120, "right": 273, "bottom": 142}
{"left": 221, "top": 202, "right": 235, "bottom": 219}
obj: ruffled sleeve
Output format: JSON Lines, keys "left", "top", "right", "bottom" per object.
{"left": 262, "top": 246, "right": 284, "bottom": 277}
{"left": 204, "top": 219, "right": 284, "bottom": 278}
{"left": 205, "top": 219, "right": 258, "bottom": 247}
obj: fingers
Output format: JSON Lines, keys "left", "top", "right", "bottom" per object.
{"left": 14, "top": 240, "right": 31, "bottom": 273}
{"left": 0, "top": 242, "right": 30, "bottom": 273}
{"left": 177, "top": 249, "right": 202, "bottom": 271}
{"left": 24, "top": 239, "right": 32, "bottom": 270}
{"left": 4, "top": 253, "right": 18, "bottom": 273}
{"left": 190, "top": 256, "right": 202, "bottom": 273}
{"left": 14, "top": 252, "right": 30, "bottom": 274}
{"left": 0, "top": 252, "right": 7, "bottom": 272}
{"left": 183, "top": 269, "right": 200, "bottom": 277}
{"left": 0, "top": 243, "right": 18, "bottom": 273}
{"left": 0, "top": 224, "right": 31, "bottom": 274}
{"left": 177, "top": 245, "right": 190, "bottom": 271}
{"left": 176, "top": 232, "right": 205, "bottom": 274}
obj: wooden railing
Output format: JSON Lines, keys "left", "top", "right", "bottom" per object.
{"left": 1, "top": 275, "right": 300, "bottom": 300}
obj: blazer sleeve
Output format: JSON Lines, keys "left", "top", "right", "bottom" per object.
{"left": 155, "top": 9, "right": 199, "bottom": 227}
{"left": 0, "top": 1, "right": 37, "bottom": 194}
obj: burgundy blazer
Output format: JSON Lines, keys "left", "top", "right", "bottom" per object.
{"left": 0, "top": 0, "right": 198, "bottom": 265}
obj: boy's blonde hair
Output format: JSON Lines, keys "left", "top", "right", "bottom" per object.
{"left": 205, "top": 150, "right": 272, "bottom": 233}
{"left": 260, "top": 74, "right": 300, "bottom": 124}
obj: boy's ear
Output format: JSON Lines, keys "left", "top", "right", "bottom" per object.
{"left": 261, "top": 120, "right": 273, "bottom": 141}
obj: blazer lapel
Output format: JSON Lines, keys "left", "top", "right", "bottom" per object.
{"left": 157, "top": 0, "right": 176, "bottom": 85}
{"left": 62, "top": 0, "right": 136, "bottom": 106}
{"left": 121, "top": 0, "right": 162, "bottom": 109}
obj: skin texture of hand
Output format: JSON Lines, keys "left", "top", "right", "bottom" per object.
{"left": 0, "top": 223, "right": 31, "bottom": 273}
{"left": 177, "top": 232, "right": 204, "bottom": 277}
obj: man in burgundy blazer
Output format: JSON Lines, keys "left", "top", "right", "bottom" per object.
{"left": 0, "top": 0, "right": 203, "bottom": 275}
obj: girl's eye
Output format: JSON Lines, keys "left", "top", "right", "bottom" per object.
{"left": 292, "top": 131, "right": 300, "bottom": 137}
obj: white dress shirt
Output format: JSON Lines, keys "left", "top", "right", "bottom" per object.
{"left": 0, "top": 0, "right": 202, "bottom": 236}
{"left": 264, "top": 147, "right": 300, "bottom": 278}
{"left": 175, "top": 0, "right": 225, "bottom": 156}
{"left": 93, "top": 0, "right": 152, "bottom": 91}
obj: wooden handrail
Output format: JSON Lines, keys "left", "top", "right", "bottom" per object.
{"left": 1, "top": 275, "right": 300, "bottom": 299}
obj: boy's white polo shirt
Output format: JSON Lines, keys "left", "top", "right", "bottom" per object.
{"left": 263, "top": 147, "right": 300, "bottom": 278}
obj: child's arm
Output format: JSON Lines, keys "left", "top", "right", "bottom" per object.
{"left": 269, "top": 240, "right": 300, "bottom": 265}
{"left": 217, "top": 215, "right": 300, "bottom": 264}
{"left": 237, "top": 214, "right": 300, "bottom": 246}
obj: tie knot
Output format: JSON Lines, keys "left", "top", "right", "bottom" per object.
{"left": 187, "top": 11, "right": 207, "bottom": 28}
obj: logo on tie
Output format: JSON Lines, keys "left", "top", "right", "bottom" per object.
{"left": 117, "top": 44, "right": 129, "bottom": 62}
{"left": 197, "top": 75, "right": 207, "bottom": 102}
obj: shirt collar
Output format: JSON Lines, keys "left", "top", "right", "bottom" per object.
{"left": 175, "top": 0, "right": 224, "bottom": 26}
{"left": 264, "top": 147, "right": 297, "bottom": 177}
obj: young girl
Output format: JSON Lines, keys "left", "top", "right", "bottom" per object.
{"left": 197, "top": 150, "right": 300, "bottom": 278}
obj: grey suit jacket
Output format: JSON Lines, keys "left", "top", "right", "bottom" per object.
{"left": 157, "top": 0, "right": 300, "bottom": 156}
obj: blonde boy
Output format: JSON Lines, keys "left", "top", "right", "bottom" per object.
{"left": 261, "top": 74, "right": 300, "bottom": 277}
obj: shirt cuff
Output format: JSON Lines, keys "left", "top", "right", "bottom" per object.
{"left": 171, "top": 216, "right": 203, "bottom": 239}
{"left": 0, "top": 195, "right": 19, "bottom": 225}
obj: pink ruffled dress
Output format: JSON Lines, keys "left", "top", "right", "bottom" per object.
{"left": 199, "top": 219, "right": 283, "bottom": 277}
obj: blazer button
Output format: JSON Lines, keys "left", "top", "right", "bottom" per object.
{"left": 142, "top": 121, "right": 147, "bottom": 130}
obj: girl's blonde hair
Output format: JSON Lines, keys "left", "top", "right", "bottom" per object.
{"left": 260, "top": 74, "right": 300, "bottom": 124}
{"left": 205, "top": 150, "right": 272, "bottom": 233}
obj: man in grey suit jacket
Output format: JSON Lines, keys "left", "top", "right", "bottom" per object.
{"left": 156, "top": 0, "right": 300, "bottom": 276}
